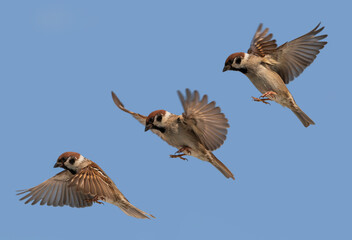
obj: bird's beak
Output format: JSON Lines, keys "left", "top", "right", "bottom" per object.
{"left": 145, "top": 124, "right": 152, "bottom": 132}
{"left": 54, "top": 162, "right": 62, "bottom": 168}
{"left": 223, "top": 65, "right": 231, "bottom": 72}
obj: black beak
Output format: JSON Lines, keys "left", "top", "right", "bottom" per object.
{"left": 223, "top": 65, "right": 231, "bottom": 72}
{"left": 144, "top": 124, "right": 152, "bottom": 132}
{"left": 54, "top": 162, "right": 62, "bottom": 168}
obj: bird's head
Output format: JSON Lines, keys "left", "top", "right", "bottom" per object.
{"left": 223, "top": 52, "right": 248, "bottom": 74}
{"left": 145, "top": 110, "right": 170, "bottom": 133}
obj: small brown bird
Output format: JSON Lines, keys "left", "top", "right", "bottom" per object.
{"left": 111, "top": 89, "right": 234, "bottom": 180}
{"left": 17, "top": 152, "right": 155, "bottom": 219}
{"left": 223, "top": 23, "right": 327, "bottom": 127}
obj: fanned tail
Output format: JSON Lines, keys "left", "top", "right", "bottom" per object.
{"left": 114, "top": 200, "right": 155, "bottom": 219}
{"left": 292, "top": 108, "right": 315, "bottom": 128}
{"left": 208, "top": 152, "right": 235, "bottom": 180}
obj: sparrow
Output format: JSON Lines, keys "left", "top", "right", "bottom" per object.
{"left": 17, "top": 152, "right": 155, "bottom": 219}
{"left": 111, "top": 89, "right": 234, "bottom": 180}
{"left": 223, "top": 23, "right": 327, "bottom": 127}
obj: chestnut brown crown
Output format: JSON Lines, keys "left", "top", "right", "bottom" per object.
{"left": 54, "top": 152, "right": 81, "bottom": 168}
{"left": 223, "top": 52, "right": 245, "bottom": 72}
{"left": 145, "top": 110, "right": 167, "bottom": 132}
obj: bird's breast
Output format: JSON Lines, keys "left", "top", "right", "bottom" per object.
{"left": 246, "top": 67, "right": 289, "bottom": 95}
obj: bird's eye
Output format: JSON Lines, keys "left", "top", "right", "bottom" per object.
{"left": 69, "top": 158, "right": 75, "bottom": 165}
{"left": 157, "top": 115, "right": 162, "bottom": 122}
{"left": 235, "top": 58, "right": 242, "bottom": 64}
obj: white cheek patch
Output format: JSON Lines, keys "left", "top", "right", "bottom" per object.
{"left": 65, "top": 155, "right": 85, "bottom": 171}
{"left": 75, "top": 155, "right": 85, "bottom": 166}
{"left": 244, "top": 53, "right": 249, "bottom": 61}
{"left": 158, "top": 111, "right": 171, "bottom": 126}
{"left": 162, "top": 111, "right": 171, "bottom": 122}
{"left": 153, "top": 111, "right": 171, "bottom": 128}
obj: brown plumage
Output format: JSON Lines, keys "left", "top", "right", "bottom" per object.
{"left": 112, "top": 89, "right": 234, "bottom": 180}
{"left": 17, "top": 152, "right": 155, "bottom": 219}
{"left": 223, "top": 23, "right": 327, "bottom": 127}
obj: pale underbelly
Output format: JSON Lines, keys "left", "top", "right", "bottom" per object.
{"left": 164, "top": 134, "right": 208, "bottom": 161}
{"left": 247, "top": 75, "right": 295, "bottom": 108}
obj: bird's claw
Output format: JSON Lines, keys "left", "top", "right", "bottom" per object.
{"left": 170, "top": 154, "right": 188, "bottom": 161}
{"left": 170, "top": 147, "right": 192, "bottom": 161}
{"left": 175, "top": 147, "right": 192, "bottom": 155}
{"left": 261, "top": 91, "right": 277, "bottom": 98}
{"left": 252, "top": 91, "right": 277, "bottom": 105}
{"left": 86, "top": 196, "right": 105, "bottom": 205}
{"left": 252, "top": 97, "right": 271, "bottom": 105}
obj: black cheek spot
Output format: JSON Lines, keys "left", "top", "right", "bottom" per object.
{"left": 157, "top": 115, "right": 162, "bottom": 122}
{"left": 235, "top": 58, "right": 242, "bottom": 64}
{"left": 69, "top": 158, "right": 75, "bottom": 165}
{"left": 239, "top": 67, "right": 248, "bottom": 74}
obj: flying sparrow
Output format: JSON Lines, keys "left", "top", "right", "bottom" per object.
{"left": 17, "top": 152, "right": 155, "bottom": 219}
{"left": 111, "top": 89, "right": 234, "bottom": 180}
{"left": 223, "top": 23, "right": 327, "bottom": 127}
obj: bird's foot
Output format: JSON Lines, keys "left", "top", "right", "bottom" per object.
{"left": 175, "top": 146, "right": 192, "bottom": 155}
{"left": 86, "top": 196, "right": 105, "bottom": 205}
{"left": 170, "top": 154, "right": 188, "bottom": 161}
{"left": 261, "top": 91, "right": 277, "bottom": 99}
{"left": 252, "top": 97, "right": 271, "bottom": 105}
{"left": 170, "top": 147, "right": 192, "bottom": 161}
{"left": 252, "top": 91, "right": 277, "bottom": 105}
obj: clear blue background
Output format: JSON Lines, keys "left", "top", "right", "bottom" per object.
{"left": 1, "top": 1, "right": 351, "bottom": 239}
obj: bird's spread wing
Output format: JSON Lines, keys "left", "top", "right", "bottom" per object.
{"left": 268, "top": 23, "right": 327, "bottom": 84}
{"left": 248, "top": 23, "right": 327, "bottom": 84}
{"left": 70, "top": 162, "right": 155, "bottom": 219}
{"left": 111, "top": 91, "right": 147, "bottom": 125}
{"left": 69, "top": 162, "right": 121, "bottom": 202}
{"left": 17, "top": 170, "right": 93, "bottom": 208}
{"left": 111, "top": 91, "right": 166, "bottom": 139}
{"left": 178, "top": 89, "right": 229, "bottom": 151}
{"left": 248, "top": 23, "right": 278, "bottom": 57}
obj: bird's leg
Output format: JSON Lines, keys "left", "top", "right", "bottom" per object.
{"left": 261, "top": 91, "right": 277, "bottom": 99}
{"left": 86, "top": 195, "right": 105, "bottom": 205}
{"left": 170, "top": 154, "right": 188, "bottom": 161}
{"left": 252, "top": 91, "right": 277, "bottom": 105}
{"left": 170, "top": 147, "right": 192, "bottom": 161}
{"left": 252, "top": 96, "right": 271, "bottom": 105}
{"left": 175, "top": 146, "right": 192, "bottom": 154}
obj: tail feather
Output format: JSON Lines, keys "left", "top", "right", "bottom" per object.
{"left": 115, "top": 200, "right": 155, "bottom": 219}
{"left": 292, "top": 108, "right": 315, "bottom": 127}
{"left": 208, "top": 152, "right": 235, "bottom": 180}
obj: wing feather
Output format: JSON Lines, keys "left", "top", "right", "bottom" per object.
{"left": 69, "top": 162, "right": 118, "bottom": 202}
{"left": 248, "top": 23, "right": 278, "bottom": 57}
{"left": 111, "top": 91, "right": 167, "bottom": 140}
{"left": 177, "top": 89, "right": 229, "bottom": 151}
{"left": 57, "top": 183, "right": 65, "bottom": 206}
{"left": 248, "top": 23, "right": 327, "bottom": 84}
{"left": 17, "top": 170, "right": 93, "bottom": 208}
{"left": 45, "top": 181, "right": 59, "bottom": 206}
{"left": 269, "top": 23, "right": 327, "bottom": 83}
{"left": 111, "top": 91, "right": 147, "bottom": 125}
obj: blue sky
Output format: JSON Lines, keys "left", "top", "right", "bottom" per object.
{"left": 1, "top": 0, "right": 351, "bottom": 239}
